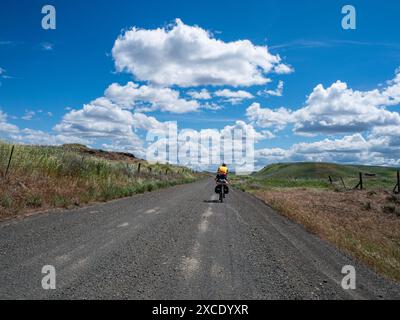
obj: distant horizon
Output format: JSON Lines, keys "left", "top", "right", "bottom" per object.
{"left": 3, "top": 138, "right": 398, "bottom": 174}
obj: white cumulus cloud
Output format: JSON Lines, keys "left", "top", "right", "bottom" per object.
{"left": 112, "top": 19, "right": 292, "bottom": 87}
{"left": 247, "top": 68, "right": 400, "bottom": 135}
{"left": 255, "top": 133, "right": 400, "bottom": 168}
{"left": 54, "top": 97, "right": 139, "bottom": 139}
{"left": 22, "top": 110, "right": 36, "bottom": 121}
{"left": 105, "top": 82, "right": 200, "bottom": 113}
{"left": 214, "top": 89, "right": 254, "bottom": 104}
{"left": 257, "top": 80, "right": 284, "bottom": 97}
{"left": 187, "top": 89, "right": 212, "bottom": 100}
{"left": 0, "top": 110, "right": 19, "bottom": 134}
{"left": 246, "top": 102, "right": 293, "bottom": 131}
{"left": 10, "top": 129, "right": 89, "bottom": 146}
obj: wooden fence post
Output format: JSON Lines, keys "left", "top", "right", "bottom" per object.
{"left": 394, "top": 170, "right": 400, "bottom": 194}
{"left": 5, "top": 145, "right": 15, "bottom": 178}
{"left": 328, "top": 176, "right": 333, "bottom": 185}
{"left": 137, "top": 163, "right": 141, "bottom": 174}
{"left": 354, "top": 172, "right": 363, "bottom": 190}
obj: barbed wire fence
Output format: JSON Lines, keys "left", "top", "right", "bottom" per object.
{"left": 329, "top": 170, "right": 400, "bottom": 194}
{"left": 0, "top": 143, "right": 194, "bottom": 184}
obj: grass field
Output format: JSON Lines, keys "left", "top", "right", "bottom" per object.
{"left": 0, "top": 141, "right": 202, "bottom": 220}
{"left": 232, "top": 162, "right": 400, "bottom": 282}
{"left": 234, "top": 162, "right": 399, "bottom": 190}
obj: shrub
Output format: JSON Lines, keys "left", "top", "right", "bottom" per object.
{"left": 146, "top": 182, "right": 155, "bottom": 192}
{"left": 134, "top": 183, "right": 146, "bottom": 194}
{"left": 51, "top": 195, "right": 70, "bottom": 208}
{"left": 1, "top": 194, "right": 13, "bottom": 209}
{"left": 26, "top": 195, "right": 43, "bottom": 208}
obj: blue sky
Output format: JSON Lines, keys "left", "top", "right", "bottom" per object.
{"left": 1, "top": 0, "right": 400, "bottom": 169}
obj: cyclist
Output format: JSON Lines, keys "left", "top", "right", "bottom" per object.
{"left": 215, "top": 163, "right": 229, "bottom": 183}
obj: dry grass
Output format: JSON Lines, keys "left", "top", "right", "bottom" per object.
{"left": 0, "top": 142, "right": 201, "bottom": 220}
{"left": 253, "top": 188, "right": 400, "bottom": 282}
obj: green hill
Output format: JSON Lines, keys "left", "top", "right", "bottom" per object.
{"left": 233, "top": 162, "right": 399, "bottom": 189}
{"left": 254, "top": 162, "right": 398, "bottom": 180}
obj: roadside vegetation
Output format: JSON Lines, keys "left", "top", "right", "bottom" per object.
{"left": 0, "top": 141, "right": 202, "bottom": 220}
{"left": 232, "top": 162, "right": 400, "bottom": 282}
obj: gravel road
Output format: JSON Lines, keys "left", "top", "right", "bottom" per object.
{"left": 1, "top": 179, "right": 399, "bottom": 299}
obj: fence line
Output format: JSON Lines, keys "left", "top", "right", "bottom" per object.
{"left": 329, "top": 170, "right": 400, "bottom": 194}
{"left": 329, "top": 175, "right": 348, "bottom": 190}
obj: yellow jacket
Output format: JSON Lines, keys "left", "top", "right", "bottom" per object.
{"left": 218, "top": 166, "right": 228, "bottom": 174}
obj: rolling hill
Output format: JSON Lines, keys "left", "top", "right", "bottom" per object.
{"left": 229, "top": 162, "right": 399, "bottom": 190}
{"left": 254, "top": 162, "right": 398, "bottom": 180}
